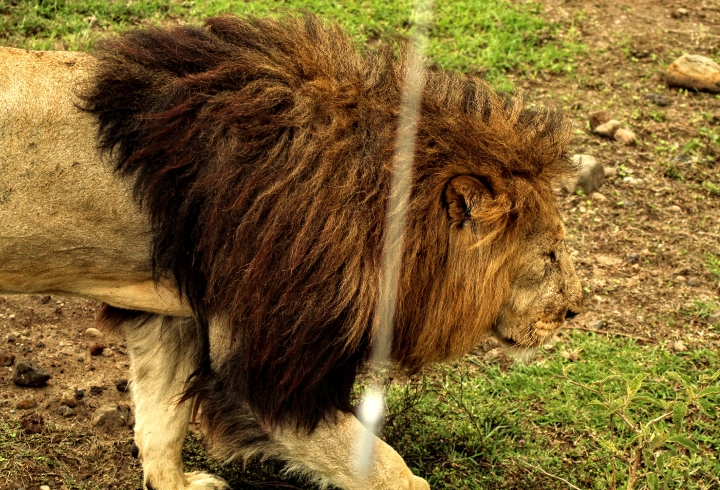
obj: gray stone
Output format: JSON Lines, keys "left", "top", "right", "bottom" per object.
{"left": 614, "top": 128, "right": 637, "bottom": 145}
{"left": 92, "top": 404, "right": 131, "bottom": 429}
{"left": 604, "top": 167, "right": 618, "bottom": 178}
{"left": 565, "top": 155, "right": 605, "bottom": 195}
{"left": 594, "top": 120, "right": 622, "bottom": 137}
{"left": 12, "top": 358, "right": 51, "bottom": 387}
{"left": 15, "top": 396, "right": 38, "bottom": 410}
{"left": 644, "top": 93, "right": 669, "bottom": 107}
{"left": 588, "top": 110, "right": 610, "bottom": 130}
{"left": 57, "top": 405, "right": 76, "bottom": 417}
{"left": 0, "top": 351, "right": 15, "bottom": 367}
{"left": 587, "top": 320, "right": 604, "bottom": 330}
{"left": 666, "top": 55, "right": 720, "bottom": 93}
{"left": 59, "top": 390, "right": 78, "bottom": 408}
{"left": 84, "top": 327, "right": 103, "bottom": 338}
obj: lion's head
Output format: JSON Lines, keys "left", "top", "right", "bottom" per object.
{"left": 85, "top": 14, "right": 582, "bottom": 433}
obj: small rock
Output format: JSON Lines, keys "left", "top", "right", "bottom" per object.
{"left": 0, "top": 351, "right": 15, "bottom": 366}
{"left": 565, "top": 154, "right": 605, "bottom": 194}
{"left": 40, "top": 295, "right": 51, "bottom": 304}
{"left": 59, "top": 390, "right": 78, "bottom": 408}
{"left": 588, "top": 110, "right": 610, "bottom": 130}
{"left": 590, "top": 192, "right": 607, "bottom": 202}
{"left": 92, "top": 404, "right": 131, "bottom": 429}
{"left": 15, "top": 396, "right": 38, "bottom": 410}
{"left": 89, "top": 344, "right": 105, "bottom": 356}
{"left": 85, "top": 327, "right": 103, "bottom": 338}
{"left": 625, "top": 253, "right": 640, "bottom": 264}
{"left": 36, "top": 342, "right": 45, "bottom": 349}
{"left": 644, "top": 93, "right": 669, "bottom": 107}
{"left": 667, "top": 205, "right": 683, "bottom": 213}
{"left": 666, "top": 55, "right": 720, "bottom": 93}
{"left": 614, "top": 128, "right": 637, "bottom": 145}
{"left": 673, "top": 340, "right": 688, "bottom": 352}
{"left": 671, "top": 7, "right": 689, "bottom": 18}
{"left": 587, "top": 320, "right": 604, "bottom": 330}
{"left": 20, "top": 411, "right": 44, "bottom": 434}
{"left": 57, "top": 405, "right": 76, "bottom": 417}
{"left": 594, "top": 120, "right": 622, "bottom": 138}
{"left": 76, "top": 388, "right": 85, "bottom": 399}
{"left": 687, "top": 278, "right": 700, "bottom": 287}
{"left": 116, "top": 379, "right": 130, "bottom": 393}
{"left": 41, "top": 486, "right": 51, "bottom": 490}
{"left": 604, "top": 167, "right": 618, "bottom": 178}
{"left": 89, "top": 386, "right": 104, "bottom": 396}
{"left": 12, "top": 358, "right": 51, "bottom": 387}
{"left": 674, "top": 275, "right": 687, "bottom": 282}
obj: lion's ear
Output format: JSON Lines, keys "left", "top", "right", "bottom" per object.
{"left": 444, "top": 175, "right": 491, "bottom": 226}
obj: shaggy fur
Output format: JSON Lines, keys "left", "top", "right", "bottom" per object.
{"left": 83, "top": 14, "right": 574, "bottom": 433}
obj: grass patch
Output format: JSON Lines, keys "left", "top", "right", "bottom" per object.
{"left": 1, "top": 0, "right": 583, "bottom": 88}
{"left": 378, "top": 332, "right": 720, "bottom": 489}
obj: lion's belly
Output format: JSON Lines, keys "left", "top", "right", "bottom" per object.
{"left": 0, "top": 47, "right": 190, "bottom": 316}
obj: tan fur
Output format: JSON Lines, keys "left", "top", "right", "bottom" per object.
{"left": 0, "top": 30, "right": 581, "bottom": 490}
{"left": 0, "top": 47, "right": 188, "bottom": 316}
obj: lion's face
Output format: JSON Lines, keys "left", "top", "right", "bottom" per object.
{"left": 492, "top": 214, "right": 583, "bottom": 359}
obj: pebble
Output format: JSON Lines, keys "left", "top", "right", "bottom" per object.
{"left": 12, "top": 358, "right": 51, "bottom": 387}
{"left": 565, "top": 154, "right": 605, "bottom": 194}
{"left": 85, "top": 328, "right": 103, "bottom": 338}
{"left": 673, "top": 340, "right": 688, "bottom": 352}
{"left": 20, "top": 411, "right": 44, "bottom": 434}
{"left": 614, "top": 128, "right": 637, "bottom": 145}
{"left": 59, "top": 390, "right": 78, "bottom": 408}
{"left": 594, "top": 119, "right": 622, "bottom": 137}
{"left": 590, "top": 192, "right": 607, "bottom": 202}
{"left": 644, "top": 93, "right": 669, "bottom": 107}
{"left": 15, "top": 396, "right": 38, "bottom": 410}
{"left": 57, "top": 405, "right": 77, "bottom": 417}
{"left": 41, "top": 486, "right": 51, "bottom": 490}
{"left": 588, "top": 110, "right": 610, "bottom": 130}
{"left": 89, "top": 344, "right": 105, "bottom": 356}
{"left": 625, "top": 253, "right": 640, "bottom": 264}
{"left": 666, "top": 55, "right": 720, "bottom": 93}
{"left": 667, "top": 205, "right": 683, "bottom": 213}
{"left": 116, "top": 379, "right": 130, "bottom": 393}
{"left": 90, "top": 386, "right": 104, "bottom": 396}
{"left": 587, "top": 320, "right": 604, "bottom": 330}
{"left": 604, "top": 167, "right": 618, "bottom": 178}
{"left": 674, "top": 275, "right": 687, "bottom": 282}
{"left": 671, "top": 7, "right": 689, "bottom": 18}
{"left": 687, "top": 278, "right": 700, "bottom": 287}
{"left": 92, "top": 404, "right": 132, "bottom": 429}
{"left": 0, "top": 351, "right": 15, "bottom": 367}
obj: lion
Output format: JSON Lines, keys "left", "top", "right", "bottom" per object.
{"left": 0, "top": 14, "right": 582, "bottom": 490}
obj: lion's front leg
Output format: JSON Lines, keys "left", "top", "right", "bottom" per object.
{"left": 272, "top": 412, "right": 430, "bottom": 490}
{"left": 125, "top": 314, "right": 228, "bottom": 490}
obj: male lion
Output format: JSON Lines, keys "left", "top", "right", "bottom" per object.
{"left": 0, "top": 14, "right": 582, "bottom": 490}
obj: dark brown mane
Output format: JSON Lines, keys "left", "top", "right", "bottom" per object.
{"left": 83, "top": 14, "right": 573, "bottom": 433}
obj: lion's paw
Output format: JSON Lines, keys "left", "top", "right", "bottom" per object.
{"left": 185, "top": 472, "right": 230, "bottom": 490}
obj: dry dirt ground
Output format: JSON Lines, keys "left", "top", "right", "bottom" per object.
{"left": 1, "top": 0, "right": 719, "bottom": 488}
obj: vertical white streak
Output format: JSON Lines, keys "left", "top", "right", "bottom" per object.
{"left": 356, "top": 1, "right": 433, "bottom": 477}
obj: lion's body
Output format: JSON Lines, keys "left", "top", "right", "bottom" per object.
{"left": 0, "top": 47, "right": 186, "bottom": 315}
{"left": 0, "top": 15, "right": 582, "bottom": 490}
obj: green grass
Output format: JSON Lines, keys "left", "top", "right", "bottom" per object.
{"left": 0, "top": 0, "right": 583, "bottom": 89}
{"left": 381, "top": 332, "right": 720, "bottom": 489}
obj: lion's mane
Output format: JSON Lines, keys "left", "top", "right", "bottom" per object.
{"left": 83, "top": 14, "right": 573, "bottom": 435}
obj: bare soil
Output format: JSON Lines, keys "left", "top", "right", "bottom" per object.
{"left": 1, "top": 1, "right": 719, "bottom": 488}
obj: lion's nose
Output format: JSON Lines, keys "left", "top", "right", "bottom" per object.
{"left": 565, "top": 309, "right": 578, "bottom": 320}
